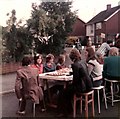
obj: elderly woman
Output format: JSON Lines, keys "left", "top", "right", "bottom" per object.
{"left": 57, "top": 48, "right": 93, "bottom": 117}
{"left": 103, "top": 47, "right": 120, "bottom": 80}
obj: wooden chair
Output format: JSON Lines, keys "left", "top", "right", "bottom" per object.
{"left": 73, "top": 90, "right": 95, "bottom": 118}
{"left": 104, "top": 78, "right": 120, "bottom": 106}
{"left": 92, "top": 85, "right": 108, "bottom": 114}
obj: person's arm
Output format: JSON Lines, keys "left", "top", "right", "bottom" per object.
{"left": 56, "top": 63, "right": 62, "bottom": 70}
{"left": 102, "top": 58, "right": 107, "bottom": 78}
{"left": 39, "top": 64, "right": 44, "bottom": 74}
{"left": 15, "top": 71, "right": 22, "bottom": 100}
{"left": 93, "top": 75, "right": 102, "bottom": 81}
{"left": 106, "top": 43, "right": 111, "bottom": 50}
{"left": 87, "top": 63, "right": 94, "bottom": 75}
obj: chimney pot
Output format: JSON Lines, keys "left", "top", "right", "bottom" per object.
{"left": 107, "top": 4, "right": 111, "bottom": 10}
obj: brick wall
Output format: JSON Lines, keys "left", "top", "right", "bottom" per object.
{"left": 0, "top": 62, "right": 21, "bottom": 74}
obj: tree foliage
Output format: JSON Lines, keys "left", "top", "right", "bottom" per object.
{"left": 27, "top": 2, "right": 77, "bottom": 55}
{"left": 2, "top": 10, "right": 33, "bottom": 62}
{"left": 2, "top": 2, "right": 77, "bottom": 62}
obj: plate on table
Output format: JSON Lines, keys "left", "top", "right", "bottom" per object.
{"left": 46, "top": 73, "right": 65, "bottom": 76}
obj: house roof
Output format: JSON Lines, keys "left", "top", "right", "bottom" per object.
{"left": 87, "top": 5, "right": 120, "bottom": 24}
{"left": 77, "top": 17, "right": 86, "bottom": 24}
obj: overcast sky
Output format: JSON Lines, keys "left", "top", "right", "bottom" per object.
{"left": 0, "top": 0, "right": 120, "bottom": 26}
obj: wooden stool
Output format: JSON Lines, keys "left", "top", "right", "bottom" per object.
{"left": 19, "top": 99, "right": 46, "bottom": 117}
{"left": 92, "top": 85, "right": 108, "bottom": 114}
{"left": 73, "top": 90, "right": 95, "bottom": 118}
{"left": 104, "top": 78, "right": 120, "bottom": 106}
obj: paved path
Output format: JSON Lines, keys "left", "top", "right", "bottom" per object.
{"left": 0, "top": 64, "right": 120, "bottom": 118}
{"left": 0, "top": 73, "right": 16, "bottom": 94}
{"left": 1, "top": 92, "right": 120, "bottom": 118}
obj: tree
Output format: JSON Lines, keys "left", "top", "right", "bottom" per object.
{"left": 27, "top": 2, "right": 77, "bottom": 55}
{"left": 2, "top": 10, "right": 33, "bottom": 62}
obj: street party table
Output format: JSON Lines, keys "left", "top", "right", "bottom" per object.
{"left": 39, "top": 68, "right": 73, "bottom": 108}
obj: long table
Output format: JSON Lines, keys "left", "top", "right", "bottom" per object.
{"left": 39, "top": 69, "right": 73, "bottom": 108}
{"left": 39, "top": 72, "right": 73, "bottom": 81}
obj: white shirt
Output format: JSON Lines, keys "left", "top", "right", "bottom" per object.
{"left": 88, "top": 59, "right": 103, "bottom": 81}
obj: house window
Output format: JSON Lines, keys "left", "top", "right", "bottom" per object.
{"left": 96, "top": 23, "right": 102, "bottom": 29}
{"left": 96, "top": 36, "right": 98, "bottom": 43}
{"left": 90, "top": 24, "right": 93, "bottom": 33}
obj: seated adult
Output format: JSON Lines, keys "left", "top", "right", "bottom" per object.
{"left": 86, "top": 47, "right": 104, "bottom": 87}
{"left": 57, "top": 48, "right": 93, "bottom": 117}
{"left": 61, "top": 49, "right": 73, "bottom": 68}
{"left": 103, "top": 47, "right": 120, "bottom": 80}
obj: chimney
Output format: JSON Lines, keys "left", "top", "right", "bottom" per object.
{"left": 118, "top": 1, "right": 120, "bottom": 6}
{"left": 107, "top": 4, "right": 111, "bottom": 10}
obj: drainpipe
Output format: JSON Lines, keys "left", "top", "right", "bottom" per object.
{"left": 118, "top": 3, "right": 120, "bottom": 33}
{"left": 94, "top": 23, "right": 96, "bottom": 45}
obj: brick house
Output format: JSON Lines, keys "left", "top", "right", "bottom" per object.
{"left": 86, "top": 4, "right": 120, "bottom": 45}
{"left": 67, "top": 18, "right": 86, "bottom": 45}
{"left": 70, "top": 17, "right": 86, "bottom": 37}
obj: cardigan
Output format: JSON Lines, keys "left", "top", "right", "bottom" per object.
{"left": 103, "top": 56, "right": 120, "bottom": 80}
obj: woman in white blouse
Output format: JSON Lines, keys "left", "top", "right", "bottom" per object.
{"left": 86, "top": 47, "right": 104, "bottom": 87}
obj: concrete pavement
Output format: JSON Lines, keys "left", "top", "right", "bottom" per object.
{"left": 0, "top": 73, "right": 16, "bottom": 94}
{"left": 0, "top": 72, "right": 120, "bottom": 118}
{"left": 0, "top": 49, "right": 120, "bottom": 118}
{"left": 1, "top": 92, "right": 120, "bottom": 118}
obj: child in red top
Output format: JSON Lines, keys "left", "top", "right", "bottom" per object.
{"left": 31, "top": 54, "right": 43, "bottom": 74}
{"left": 31, "top": 53, "right": 46, "bottom": 112}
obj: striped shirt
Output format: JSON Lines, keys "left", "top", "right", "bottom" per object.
{"left": 96, "top": 43, "right": 111, "bottom": 56}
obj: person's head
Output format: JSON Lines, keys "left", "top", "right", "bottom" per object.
{"left": 69, "top": 48, "right": 81, "bottom": 62}
{"left": 81, "top": 36, "right": 89, "bottom": 46}
{"left": 87, "top": 37, "right": 92, "bottom": 47}
{"left": 34, "top": 53, "right": 43, "bottom": 65}
{"left": 22, "top": 56, "right": 31, "bottom": 66}
{"left": 107, "top": 40, "right": 113, "bottom": 46}
{"left": 46, "top": 53, "right": 54, "bottom": 63}
{"left": 108, "top": 47, "right": 119, "bottom": 56}
{"left": 86, "top": 47, "right": 95, "bottom": 62}
{"left": 57, "top": 54, "right": 65, "bottom": 64}
{"left": 95, "top": 52, "right": 104, "bottom": 64}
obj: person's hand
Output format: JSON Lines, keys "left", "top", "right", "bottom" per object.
{"left": 19, "top": 98, "right": 22, "bottom": 101}
{"left": 19, "top": 98, "right": 22, "bottom": 106}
